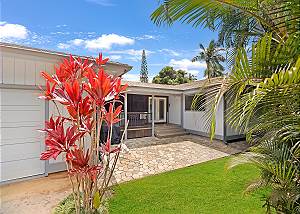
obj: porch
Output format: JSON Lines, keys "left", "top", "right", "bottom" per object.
{"left": 120, "top": 93, "right": 185, "bottom": 139}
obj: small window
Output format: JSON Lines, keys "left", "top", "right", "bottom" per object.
{"left": 185, "top": 94, "right": 206, "bottom": 111}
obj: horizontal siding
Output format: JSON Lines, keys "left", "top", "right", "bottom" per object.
{"left": 1, "top": 46, "right": 128, "bottom": 86}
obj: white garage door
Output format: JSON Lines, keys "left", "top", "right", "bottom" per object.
{"left": 0, "top": 88, "right": 46, "bottom": 182}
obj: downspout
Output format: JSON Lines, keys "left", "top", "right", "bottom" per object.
{"left": 181, "top": 93, "right": 184, "bottom": 129}
{"left": 223, "top": 94, "right": 227, "bottom": 144}
{"left": 124, "top": 93, "right": 128, "bottom": 140}
{"left": 151, "top": 94, "right": 155, "bottom": 137}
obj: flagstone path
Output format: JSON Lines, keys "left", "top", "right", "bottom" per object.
{"left": 113, "top": 141, "right": 228, "bottom": 183}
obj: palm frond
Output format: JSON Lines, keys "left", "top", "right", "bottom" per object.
{"left": 151, "top": 0, "right": 300, "bottom": 52}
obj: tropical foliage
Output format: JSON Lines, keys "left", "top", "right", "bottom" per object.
{"left": 152, "top": 0, "right": 300, "bottom": 213}
{"left": 152, "top": 66, "right": 196, "bottom": 84}
{"left": 38, "top": 54, "right": 128, "bottom": 213}
{"left": 151, "top": 0, "right": 300, "bottom": 63}
{"left": 192, "top": 40, "right": 225, "bottom": 78}
{"left": 194, "top": 27, "right": 300, "bottom": 214}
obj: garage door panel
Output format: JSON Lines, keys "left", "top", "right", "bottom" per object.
{"left": 0, "top": 158, "right": 45, "bottom": 182}
{"left": 0, "top": 88, "right": 46, "bottom": 182}
{"left": 2, "top": 110, "right": 43, "bottom": 123}
{"left": 1, "top": 126, "right": 43, "bottom": 143}
{"left": 1, "top": 89, "right": 41, "bottom": 105}
{"left": 0, "top": 121, "right": 41, "bottom": 128}
{"left": 1, "top": 105, "right": 42, "bottom": 111}
{"left": 2, "top": 137, "right": 41, "bottom": 145}
{"left": 0, "top": 141, "right": 42, "bottom": 162}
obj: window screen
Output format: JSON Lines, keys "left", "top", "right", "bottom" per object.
{"left": 185, "top": 94, "right": 206, "bottom": 111}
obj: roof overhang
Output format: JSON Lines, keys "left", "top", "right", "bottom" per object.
{"left": 122, "top": 78, "right": 223, "bottom": 95}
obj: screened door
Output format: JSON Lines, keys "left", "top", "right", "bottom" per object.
{"left": 148, "top": 97, "right": 167, "bottom": 123}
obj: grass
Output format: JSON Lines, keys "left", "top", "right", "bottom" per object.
{"left": 108, "top": 157, "right": 268, "bottom": 214}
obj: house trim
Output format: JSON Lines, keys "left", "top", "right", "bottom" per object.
{"left": 0, "top": 83, "right": 41, "bottom": 90}
{"left": 0, "top": 174, "right": 46, "bottom": 186}
{"left": 186, "top": 129, "right": 223, "bottom": 141}
{"left": 47, "top": 162, "right": 67, "bottom": 174}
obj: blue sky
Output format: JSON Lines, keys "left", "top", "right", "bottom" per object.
{"left": 1, "top": 0, "right": 219, "bottom": 81}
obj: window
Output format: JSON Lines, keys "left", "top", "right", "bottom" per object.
{"left": 185, "top": 94, "right": 206, "bottom": 111}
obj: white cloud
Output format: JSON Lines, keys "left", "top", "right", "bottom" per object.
{"left": 0, "top": 22, "right": 29, "bottom": 40}
{"left": 50, "top": 31, "right": 70, "bottom": 35}
{"left": 134, "top": 34, "right": 160, "bottom": 40}
{"left": 85, "top": 0, "right": 115, "bottom": 6}
{"left": 122, "top": 73, "right": 140, "bottom": 82}
{"left": 169, "top": 58, "right": 206, "bottom": 76}
{"left": 186, "top": 69, "right": 200, "bottom": 75}
{"left": 71, "top": 39, "right": 84, "bottom": 46}
{"left": 57, "top": 34, "right": 134, "bottom": 50}
{"left": 56, "top": 24, "right": 67, "bottom": 28}
{"left": 57, "top": 43, "right": 71, "bottom": 49}
{"left": 109, "top": 55, "right": 121, "bottom": 60}
{"left": 159, "top": 48, "right": 180, "bottom": 56}
{"left": 109, "top": 49, "right": 154, "bottom": 61}
{"left": 57, "top": 39, "right": 84, "bottom": 49}
{"left": 85, "top": 34, "right": 134, "bottom": 50}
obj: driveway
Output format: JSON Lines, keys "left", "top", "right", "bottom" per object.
{"left": 1, "top": 138, "right": 230, "bottom": 214}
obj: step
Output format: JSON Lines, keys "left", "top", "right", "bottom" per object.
{"left": 154, "top": 125, "right": 188, "bottom": 138}
{"left": 156, "top": 124, "right": 181, "bottom": 129}
{"left": 155, "top": 131, "right": 187, "bottom": 138}
{"left": 155, "top": 127, "right": 185, "bottom": 133}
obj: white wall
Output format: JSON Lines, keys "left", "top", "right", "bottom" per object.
{"left": 0, "top": 46, "right": 129, "bottom": 87}
{"left": 168, "top": 95, "right": 181, "bottom": 125}
{"left": 223, "top": 98, "right": 244, "bottom": 139}
{"left": 183, "top": 94, "right": 224, "bottom": 139}
{"left": 215, "top": 97, "right": 224, "bottom": 137}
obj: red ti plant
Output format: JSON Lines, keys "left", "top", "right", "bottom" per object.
{"left": 39, "top": 54, "right": 128, "bottom": 213}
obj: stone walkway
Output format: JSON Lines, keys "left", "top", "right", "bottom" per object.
{"left": 125, "top": 135, "right": 248, "bottom": 155}
{"left": 1, "top": 135, "right": 246, "bottom": 214}
{"left": 114, "top": 141, "right": 228, "bottom": 183}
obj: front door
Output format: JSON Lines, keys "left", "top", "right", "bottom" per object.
{"left": 149, "top": 97, "right": 167, "bottom": 123}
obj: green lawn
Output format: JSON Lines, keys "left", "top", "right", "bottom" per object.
{"left": 108, "top": 157, "right": 267, "bottom": 214}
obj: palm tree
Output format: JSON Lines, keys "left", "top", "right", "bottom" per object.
{"left": 151, "top": 0, "right": 300, "bottom": 62}
{"left": 192, "top": 33, "right": 300, "bottom": 213}
{"left": 152, "top": 1, "right": 300, "bottom": 212}
{"left": 192, "top": 40, "right": 225, "bottom": 78}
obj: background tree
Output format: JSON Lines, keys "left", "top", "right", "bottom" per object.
{"left": 192, "top": 40, "right": 225, "bottom": 78}
{"left": 140, "top": 50, "right": 148, "bottom": 82}
{"left": 152, "top": 66, "right": 196, "bottom": 85}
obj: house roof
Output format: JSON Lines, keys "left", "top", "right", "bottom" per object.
{"left": 122, "top": 77, "right": 223, "bottom": 92}
{"left": 0, "top": 42, "right": 133, "bottom": 73}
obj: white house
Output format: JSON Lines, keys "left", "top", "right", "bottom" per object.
{"left": 122, "top": 79, "right": 241, "bottom": 141}
{"left": 0, "top": 43, "right": 242, "bottom": 183}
